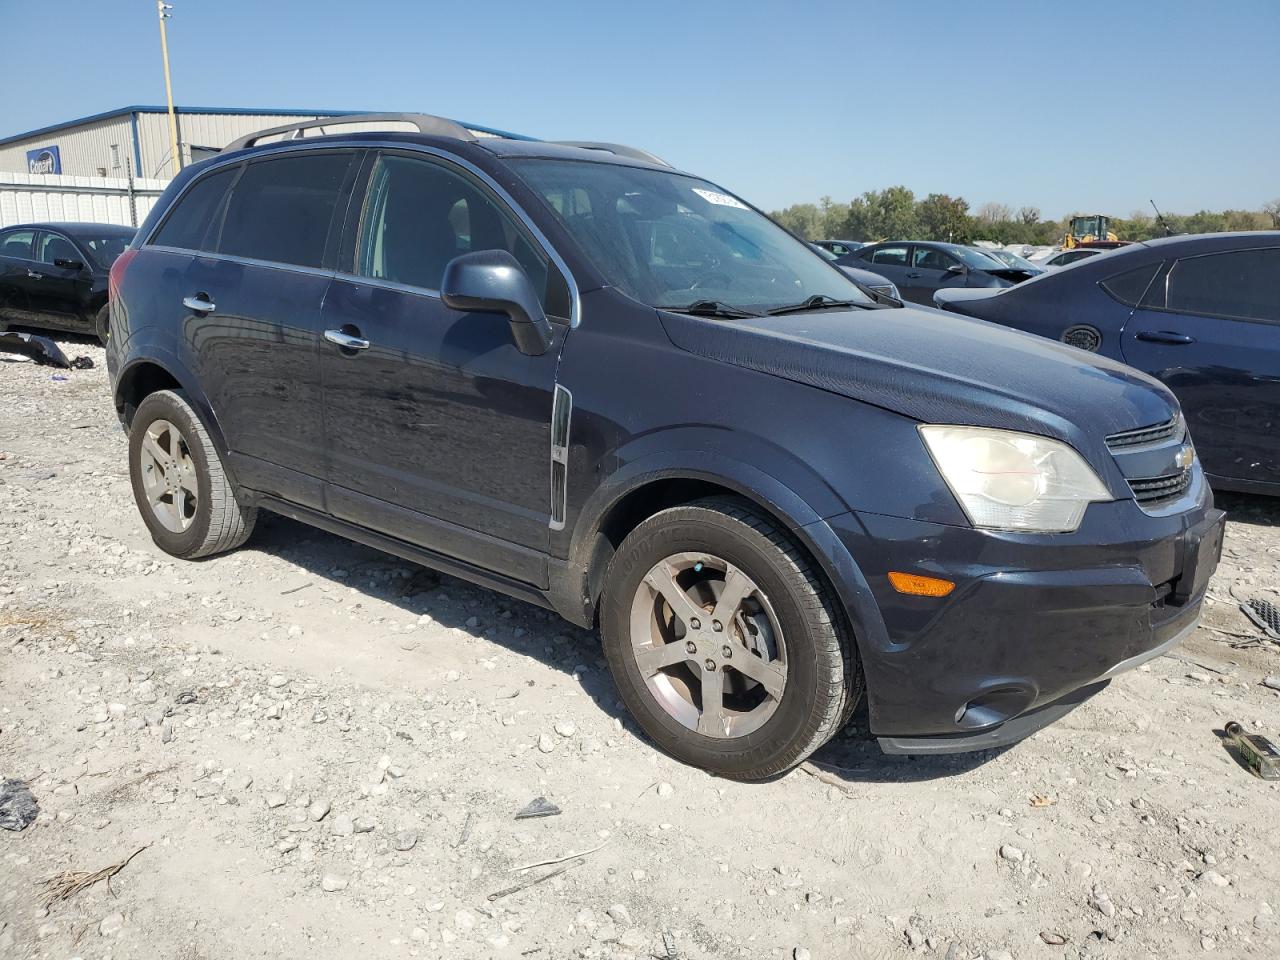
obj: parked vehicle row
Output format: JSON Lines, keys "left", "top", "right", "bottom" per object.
{"left": 934, "top": 231, "right": 1280, "bottom": 493}
{"left": 0, "top": 222, "right": 134, "bottom": 343}
{"left": 835, "top": 240, "right": 1042, "bottom": 306}
{"left": 104, "top": 112, "right": 1223, "bottom": 780}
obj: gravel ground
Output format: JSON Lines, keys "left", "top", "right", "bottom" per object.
{"left": 2, "top": 333, "right": 1279, "bottom": 960}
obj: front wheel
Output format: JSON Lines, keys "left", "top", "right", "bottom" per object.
{"left": 128, "top": 389, "right": 257, "bottom": 559}
{"left": 600, "top": 496, "right": 861, "bottom": 780}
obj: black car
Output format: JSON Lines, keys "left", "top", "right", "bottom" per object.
{"left": 839, "top": 240, "right": 1039, "bottom": 305}
{"left": 808, "top": 243, "right": 900, "bottom": 300}
{"left": 0, "top": 222, "right": 135, "bottom": 343}
{"left": 934, "top": 232, "right": 1280, "bottom": 494}
{"left": 107, "top": 113, "right": 1221, "bottom": 780}
{"left": 1040, "top": 247, "right": 1106, "bottom": 268}
{"left": 813, "top": 239, "right": 863, "bottom": 257}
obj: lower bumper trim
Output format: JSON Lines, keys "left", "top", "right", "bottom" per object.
{"left": 877, "top": 680, "right": 1109, "bottom": 756}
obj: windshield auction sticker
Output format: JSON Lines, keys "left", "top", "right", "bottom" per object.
{"left": 692, "top": 188, "right": 749, "bottom": 210}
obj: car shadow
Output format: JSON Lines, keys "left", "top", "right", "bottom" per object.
{"left": 244, "top": 511, "right": 1010, "bottom": 784}
{"left": 1215, "top": 489, "right": 1280, "bottom": 528}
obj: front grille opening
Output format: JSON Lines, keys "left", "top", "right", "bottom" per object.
{"left": 1106, "top": 417, "right": 1182, "bottom": 451}
{"left": 1128, "top": 470, "right": 1192, "bottom": 506}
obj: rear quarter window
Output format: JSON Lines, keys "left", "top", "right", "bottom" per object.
{"left": 152, "top": 167, "right": 237, "bottom": 252}
{"left": 1098, "top": 262, "right": 1161, "bottom": 307}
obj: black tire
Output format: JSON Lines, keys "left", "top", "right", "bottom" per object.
{"left": 128, "top": 389, "right": 257, "bottom": 559}
{"left": 94, "top": 303, "right": 110, "bottom": 345}
{"left": 600, "top": 496, "right": 861, "bottom": 780}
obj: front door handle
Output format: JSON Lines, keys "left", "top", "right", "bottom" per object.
{"left": 905, "top": 271, "right": 922, "bottom": 279}
{"left": 1136, "top": 330, "right": 1195, "bottom": 345}
{"left": 182, "top": 294, "right": 216, "bottom": 313}
{"left": 324, "top": 328, "right": 370, "bottom": 350}
{"left": 27, "top": 269, "right": 43, "bottom": 280}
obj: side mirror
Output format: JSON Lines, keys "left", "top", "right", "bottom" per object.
{"left": 946, "top": 263, "right": 966, "bottom": 274}
{"left": 440, "top": 250, "right": 553, "bottom": 356}
{"left": 54, "top": 258, "right": 85, "bottom": 271}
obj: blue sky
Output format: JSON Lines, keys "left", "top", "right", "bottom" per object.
{"left": 3, "top": 0, "right": 1276, "bottom": 217}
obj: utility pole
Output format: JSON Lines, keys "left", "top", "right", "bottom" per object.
{"left": 156, "top": 1, "right": 181, "bottom": 177}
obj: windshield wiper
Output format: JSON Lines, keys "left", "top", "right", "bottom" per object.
{"left": 766, "top": 294, "right": 865, "bottom": 316}
{"left": 662, "top": 299, "right": 763, "bottom": 319}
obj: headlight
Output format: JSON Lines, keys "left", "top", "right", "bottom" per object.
{"left": 919, "top": 425, "right": 1112, "bottom": 532}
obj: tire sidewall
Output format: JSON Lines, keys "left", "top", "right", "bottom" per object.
{"left": 601, "top": 509, "right": 831, "bottom": 777}
{"left": 95, "top": 303, "right": 110, "bottom": 345}
{"left": 128, "top": 391, "right": 217, "bottom": 558}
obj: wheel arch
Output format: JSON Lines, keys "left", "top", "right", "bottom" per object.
{"left": 113, "top": 351, "right": 237, "bottom": 488}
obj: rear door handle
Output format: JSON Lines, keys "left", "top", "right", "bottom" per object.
{"left": 27, "top": 269, "right": 43, "bottom": 280}
{"left": 1136, "top": 330, "right": 1195, "bottom": 344}
{"left": 324, "top": 328, "right": 370, "bottom": 350}
{"left": 182, "top": 294, "right": 216, "bottom": 313}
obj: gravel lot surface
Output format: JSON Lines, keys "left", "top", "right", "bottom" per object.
{"left": 2, "top": 334, "right": 1279, "bottom": 960}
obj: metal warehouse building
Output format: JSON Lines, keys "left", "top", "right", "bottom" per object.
{"left": 0, "top": 105, "right": 355, "bottom": 180}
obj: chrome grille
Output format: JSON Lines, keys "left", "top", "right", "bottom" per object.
{"left": 1128, "top": 470, "right": 1192, "bottom": 505}
{"left": 1105, "top": 417, "right": 1182, "bottom": 451}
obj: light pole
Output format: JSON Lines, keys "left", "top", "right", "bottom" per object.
{"left": 156, "top": 1, "right": 181, "bottom": 176}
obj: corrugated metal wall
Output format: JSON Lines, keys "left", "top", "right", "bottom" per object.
{"left": 0, "top": 115, "right": 135, "bottom": 179}
{"left": 0, "top": 171, "right": 168, "bottom": 229}
{"left": 135, "top": 111, "right": 326, "bottom": 178}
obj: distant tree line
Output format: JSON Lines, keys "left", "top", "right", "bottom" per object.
{"left": 771, "top": 188, "right": 1280, "bottom": 247}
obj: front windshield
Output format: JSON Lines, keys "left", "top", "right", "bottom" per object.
{"left": 950, "top": 246, "right": 1006, "bottom": 270}
{"left": 514, "top": 159, "right": 873, "bottom": 311}
{"left": 76, "top": 232, "right": 133, "bottom": 268}
{"left": 985, "top": 248, "right": 1038, "bottom": 270}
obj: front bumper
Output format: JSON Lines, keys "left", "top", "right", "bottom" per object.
{"left": 816, "top": 495, "right": 1222, "bottom": 753}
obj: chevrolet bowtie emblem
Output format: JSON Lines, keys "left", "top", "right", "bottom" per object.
{"left": 1176, "top": 445, "right": 1195, "bottom": 470}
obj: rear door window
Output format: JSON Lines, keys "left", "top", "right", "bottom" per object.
{"left": 868, "top": 245, "right": 909, "bottom": 266}
{"left": 218, "top": 152, "right": 354, "bottom": 269}
{"left": 36, "top": 232, "right": 82, "bottom": 265}
{"left": 1164, "top": 248, "right": 1280, "bottom": 323}
{"left": 152, "top": 166, "right": 237, "bottom": 252}
{"left": 0, "top": 229, "right": 35, "bottom": 260}
{"left": 354, "top": 152, "right": 570, "bottom": 318}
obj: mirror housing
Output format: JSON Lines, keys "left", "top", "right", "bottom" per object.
{"left": 54, "top": 258, "right": 85, "bottom": 271}
{"left": 946, "top": 263, "right": 966, "bottom": 274}
{"left": 440, "top": 250, "right": 553, "bottom": 356}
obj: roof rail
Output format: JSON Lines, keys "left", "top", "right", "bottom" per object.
{"left": 224, "top": 112, "right": 498, "bottom": 153}
{"left": 551, "top": 141, "right": 671, "bottom": 167}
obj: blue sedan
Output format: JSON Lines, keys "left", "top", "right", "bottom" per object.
{"left": 934, "top": 232, "right": 1280, "bottom": 494}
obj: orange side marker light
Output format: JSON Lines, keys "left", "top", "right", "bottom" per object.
{"left": 888, "top": 571, "right": 955, "bottom": 597}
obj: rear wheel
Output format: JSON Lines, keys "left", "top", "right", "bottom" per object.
{"left": 600, "top": 496, "right": 860, "bottom": 780}
{"left": 128, "top": 389, "right": 256, "bottom": 559}
{"left": 94, "top": 303, "right": 110, "bottom": 345}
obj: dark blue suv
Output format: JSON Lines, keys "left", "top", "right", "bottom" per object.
{"left": 106, "top": 114, "right": 1224, "bottom": 780}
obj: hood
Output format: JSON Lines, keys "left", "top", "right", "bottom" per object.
{"left": 659, "top": 303, "right": 1178, "bottom": 473}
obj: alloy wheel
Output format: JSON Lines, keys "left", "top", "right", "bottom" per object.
{"left": 628, "top": 552, "right": 788, "bottom": 738}
{"left": 138, "top": 418, "right": 198, "bottom": 533}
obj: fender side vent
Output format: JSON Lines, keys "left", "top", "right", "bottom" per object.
{"left": 549, "top": 384, "right": 572, "bottom": 530}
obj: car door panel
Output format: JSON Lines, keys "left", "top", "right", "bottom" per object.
{"left": 32, "top": 231, "right": 90, "bottom": 328}
{"left": 319, "top": 278, "right": 562, "bottom": 586}
{"left": 1120, "top": 249, "right": 1280, "bottom": 486}
{"left": 0, "top": 229, "right": 37, "bottom": 324}
{"left": 318, "top": 150, "right": 571, "bottom": 586}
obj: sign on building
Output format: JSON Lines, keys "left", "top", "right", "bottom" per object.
{"left": 26, "top": 146, "right": 62, "bottom": 175}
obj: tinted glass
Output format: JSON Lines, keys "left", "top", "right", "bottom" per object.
{"left": 0, "top": 229, "right": 36, "bottom": 259}
{"left": 76, "top": 232, "right": 134, "bottom": 268}
{"left": 152, "top": 167, "right": 236, "bottom": 252}
{"left": 869, "top": 245, "right": 909, "bottom": 266}
{"left": 355, "top": 154, "right": 570, "bottom": 318}
{"left": 515, "top": 158, "right": 872, "bottom": 312}
{"left": 913, "top": 246, "right": 958, "bottom": 271}
{"left": 950, "top": 246, "right": 1005, "bottom": 269}
{"left": 219, "top": 153, "right": 353, "bottom": 268}
{"left": 37, "top": 232, "right": 81, "bottom": 265}
{"left": 1165, "top": 248, "right": 1280, "bottom": 322}
{"left": 1099, "top": 262, "right": 1161, "bottom": 307}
